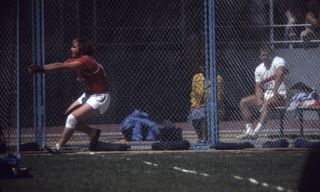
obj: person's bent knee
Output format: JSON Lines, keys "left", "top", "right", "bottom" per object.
{"left": 265, "top": 96, "right": 284, "bottom": 109}
{"left": 65, "top": 114, "right": 78, "bottom": 129}
{"left": 240, "top": 97, "right": 249, "bottom": 107}
{"left": 239, "top": 99, "right": 244, "bottom": 107}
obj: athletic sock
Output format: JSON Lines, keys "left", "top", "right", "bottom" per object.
{"left": 253, "top": 123, "right": 264, "bottom": 135}
{"left": 245, "top": 123, "right": 253, "bottom": 134}
{"left": 55, "top": 143, "right": 61, "bottom": 151}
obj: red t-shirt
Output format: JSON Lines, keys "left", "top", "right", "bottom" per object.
{"left": 64, "top": 55, "right": 108, "bottom": 94}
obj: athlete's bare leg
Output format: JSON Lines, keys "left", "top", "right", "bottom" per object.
{"left": 58, "top": 103, "right": 100, "bottom": 148}
{"left": 239, "top": 95, "right": 262, "bottom": 123}
{"left": 238, "top": 95, "right": 264, "bottom": 138}
{"left": 257, "top": 94, "right": 286, "bottom": 125}
{"left": 76, "top": 123, "right": 99, "bottom": 137}
{"left": 65, "top": 100, "right": 82, "bottom": 116}
{"left": 64, "top": 100, "right": 99, "bottom": 137}
{"left": 250, "top": 94, "right": 286, "bottom": 138}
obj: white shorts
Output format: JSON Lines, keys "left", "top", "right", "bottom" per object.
{"left": 264, "top": 92, "right": 286, "bottom": 101}
{"left": 77, "top": 93, "right": 111, "bottom": 115}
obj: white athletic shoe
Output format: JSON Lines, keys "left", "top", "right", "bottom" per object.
{"left": 238, "top": 130, "right": 254, "bottom": 139}
{"left": 237, "top": 124, "right": 254, "bottom": 139}
{"left": 250, "top": 123, "right": 265, "bottom": 140}
{"left": 248, "top": 132, "right": 258, "bottom": 140}
{"left": 44, "top": 145, "right": 60, "bottom": 155}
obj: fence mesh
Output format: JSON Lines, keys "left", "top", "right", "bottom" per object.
{"left": 0, "top": 1, "right": 18, "bottom": 156}
{"left": 2, "top": 0, "right": 320, "bottom": 152}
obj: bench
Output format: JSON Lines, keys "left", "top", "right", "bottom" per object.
{"left": 270, "top": 49, "right": 320, "bottom": 139}
{"left": 276, "top": 105, "right": 320, "bottom": 138}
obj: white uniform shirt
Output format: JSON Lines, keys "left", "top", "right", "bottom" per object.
{"left": 255, "top": 56, "right": 287, "bottom": 100}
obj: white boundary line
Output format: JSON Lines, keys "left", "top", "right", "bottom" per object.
{"left": 129, "top": 158, "right": 296, "bottom": 191}
{"left": 143, "top": 161, "right": 159, "bottom": 167}
{"left": 173, "top": 166, "right": 209, "bottom": 177}
{"left": 233, "top": 175, "right": 296, "bottom": 192}
{"left": 139, "top": 159, "right": 210, "bottom": 177}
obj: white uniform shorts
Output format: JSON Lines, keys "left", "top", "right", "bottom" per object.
{"left": 77, "top": 93, "right": 111, "bottom": 115}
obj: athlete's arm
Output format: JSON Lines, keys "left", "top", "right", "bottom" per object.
{"left": 43, "top": 61, "right": 83, "bottom": 72}
{"left": 28, "top": 61, "right": 84, "bottom": 74}
{"left": 272, "top": 66, "right": 287, "bottom": 96}
{"left": 255, "top": 82, "right": 264, "bottom": 105}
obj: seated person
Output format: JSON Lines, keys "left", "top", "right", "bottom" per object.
{"left": 189, "top": 66, "right": 224, "bottom": 143}
{"left": 300, "top": 11, "right": 320, "bottom": 42}
{"left": 238, "top": 45, "right": 288, "bottom": 139}
{"left": 284, "top": 8, "right": 299, "bottom": 41}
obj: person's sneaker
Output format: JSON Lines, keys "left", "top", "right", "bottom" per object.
{"left": 238, "top": 130, "right": 260, "bottom": 140}
{"left": 44, "top": 145, "right": 60, "bottom": 155}
{"left": 89, "top": 129, "right": 101, "bottom": 151}
{"left": 248, "top": 132, "right": 258, "bottom": 140}
{"left": 237, "top": 128, "right": 254, "bottom": 139}
{"left": 249, "top": 124, "right": 265, "bottom": 140}
{"left": 237, "top": 132, "right": 251, "bottom": 139}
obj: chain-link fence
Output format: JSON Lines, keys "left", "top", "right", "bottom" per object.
{"left": 0, "top": 0, "right": 35, "bottom": 157}
{"left": 2, "top": 0, "right": 320, "bottom": 153}
{"left": 0, "top": 0, "right": 18, "bottom": 156}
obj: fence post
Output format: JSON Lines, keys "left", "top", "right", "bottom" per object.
{"left": 204, "top": 0, "right": 218, "bottom": 147}
{"left": 32, "top": 0, "right": 46, "bottom": 149}
{"left": 16, "top": 0, "right": 21, "bottom": 159}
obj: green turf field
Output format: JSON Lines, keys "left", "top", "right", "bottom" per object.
{"left": 0, "top": 150, "right": 312, "bottom": 192}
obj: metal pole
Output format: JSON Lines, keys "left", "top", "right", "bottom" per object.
{"left": 36, "top": 0, "right": 41, "bottom": 147}
{"left": 204, "top": 0, "right": 217, "bottom": 147}
{"left": 40, "top": 0, "right": 46, "bottom": 148}
{"left": 32, "top": 0, "right": 37, "bottom": 148}
{"left": 33, "top": 0, "right": 45, "bottom": 148}
{"left": 16, "top": 0, "right": 21, "bottom": 159}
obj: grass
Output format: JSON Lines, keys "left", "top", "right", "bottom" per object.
{"left": 0, "top": 150, "right": 311, "bottom": 192}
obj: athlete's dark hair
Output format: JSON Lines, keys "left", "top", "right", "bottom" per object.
{"left": 259, "top": 44, "right": 273, "bottom": 54}
{"left": 73, "top": 38, "right": 96, "bottom": 56}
